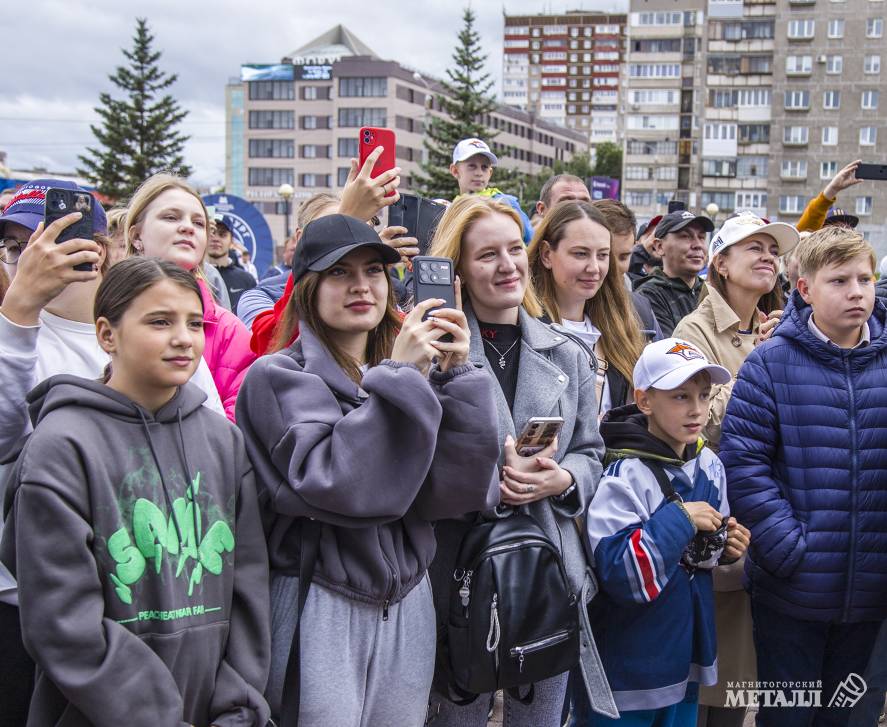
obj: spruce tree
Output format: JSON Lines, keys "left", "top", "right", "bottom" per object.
{"left": 417, "top": 8, "right": 497, "bottom": 199}
{"left": 78, "top": 18, "right": 190, "bottom": 201}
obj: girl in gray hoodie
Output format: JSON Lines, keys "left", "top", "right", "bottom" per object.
{"left": 235, "top": 214, "right": 501, "bottom": 727}
{"left": 1, "top": 257, "right": 271, "bottom": 726}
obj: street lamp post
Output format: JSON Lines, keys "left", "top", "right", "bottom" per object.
{"left": 705, "top": 202, "right": 720, "bottom": 227}
{"left": 278, "top": 182, "right": 295, "bottom": 244}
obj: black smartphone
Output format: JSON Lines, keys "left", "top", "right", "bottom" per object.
{"left": 856, "top": 163, "right": 887, "bottom": 181}
{"left": 412, "top": 255, "right": 456, "bottom": 342}
{"left": 44, "top": 188, "right": 95, "bottom": 272}
{"left": 515, "top": 417, "right": 565, "bottom": 456}
{"left": 388, "top": 194, "right": 447, "bottom": 255}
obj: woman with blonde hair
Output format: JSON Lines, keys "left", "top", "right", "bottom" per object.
{"left": 426, "top": 195, "right": 616, "bottom": 727}
{"left": 528, "top": 201, "right": 646, "bottom": 416}
{"left": 125, "top": 173, "right": 254, "bottom": 421}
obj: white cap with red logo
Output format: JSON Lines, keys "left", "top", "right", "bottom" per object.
{"left": 633, "top": 338, "right": 732, "bottom": 391}
{"left": 452, "top": 138, "right": 498, "bottom": 165}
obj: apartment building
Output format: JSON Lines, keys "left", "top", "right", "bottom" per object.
{"left": 226, "top": 25, "right": 587, "bottom": 242}
{"left": 621, "top": 0, "right": 708, "bottom": 219}
{"left": 770, "top": 0, "right": 887, "bottom": 249}
{"left": 502, "top": 11, "right": 627, "bottom": 147}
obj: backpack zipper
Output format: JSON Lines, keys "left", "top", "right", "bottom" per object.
{"left": 509, "top": 630, "right": 572, "bottom": 673}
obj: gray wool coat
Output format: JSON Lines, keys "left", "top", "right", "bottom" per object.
{"left": 428, "top": 305, "right": 618, "bottom": 719}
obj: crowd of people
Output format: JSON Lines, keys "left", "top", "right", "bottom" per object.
{"left": 0, "top": 142, "right": 884, "bottom": 727}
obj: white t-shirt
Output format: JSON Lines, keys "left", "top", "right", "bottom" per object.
{"left": 562, "top": 316, "right": 612, "bottom": 415}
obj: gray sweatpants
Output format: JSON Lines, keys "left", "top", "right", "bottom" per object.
{"left": 267, "top": 573, "right": 436, "bottom": 727}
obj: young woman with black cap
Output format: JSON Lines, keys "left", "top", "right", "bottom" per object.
{"left": 236, "top": 214, "right": 501, "bottom": 726}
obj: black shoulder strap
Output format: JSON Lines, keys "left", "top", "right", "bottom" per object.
{"left": 550, "top": 325, "right": 598, "bottom": 372}
{"left": 279, "top": 517, "right": 321, "bottom": 727}
{"left": 639, "top": 459, "right": 680, "bottom": 503}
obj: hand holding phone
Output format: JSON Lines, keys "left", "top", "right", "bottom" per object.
{"left": 358, "top": 127, "right": 397, "bottom": 197}
{"left": 514, "top": 417, "right": 565, "bottom": 457}
{"left": 44, "top": 188, "right": 95, "bottom": 272}
{"left": 855, "top": 163, "right": 887, "bottom": 181}
{"left": 411, "top": 256, "right": 456, "bottom": 341}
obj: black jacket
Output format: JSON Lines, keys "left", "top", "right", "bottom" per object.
{"left": 633, "top": 269, "right": 705, "bottom": 337}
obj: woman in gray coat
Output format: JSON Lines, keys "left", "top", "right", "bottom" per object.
{"left": 427, "top": 196, "right": 617, "bottom": 726}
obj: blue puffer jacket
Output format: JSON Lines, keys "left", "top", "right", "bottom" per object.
{"left": 721, "top": 290, "right": 887, "bottom": 623}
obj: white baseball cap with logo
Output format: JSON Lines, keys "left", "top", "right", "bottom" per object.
{"left": 708, "top": 211, "right": 800, "bottom": 260}
{"left": 633, "top": 337, "right": 732, "bottom": 391}
{"left": 452, "top": 138, "right": 499, "bottom": 166}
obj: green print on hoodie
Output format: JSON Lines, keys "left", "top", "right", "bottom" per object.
{"left": 0, "top": 376, "right": 270, "bottom": 727}
{"left": 107, "top": 470, "right": 235, "bottom": 606}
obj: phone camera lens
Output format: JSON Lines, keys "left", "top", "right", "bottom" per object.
{"left": 430, "top": 273, "right": 439, "bottom": 282}
{"left": 420, "top": 262, "right": 430, "bottom": 272}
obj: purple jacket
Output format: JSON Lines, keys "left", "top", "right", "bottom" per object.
{"left": 235, "top": 325, "right": 501, "bottom": 605}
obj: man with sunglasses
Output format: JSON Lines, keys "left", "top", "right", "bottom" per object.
{"left": 0, "top": 179, "right": 107, "bottom": 727}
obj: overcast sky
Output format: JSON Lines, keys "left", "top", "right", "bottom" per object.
{"left": 1, "top": 0, "right": 626, "bottom": 188}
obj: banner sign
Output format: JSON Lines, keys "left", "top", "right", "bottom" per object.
{"left": 590, "top": 176, "right": 620, "bottom": 201}
{"left": 202, "top": 193, "right": 275, "bottom": 272}
{"left": 240, "top": 64, "right": 294, "bottom": 82}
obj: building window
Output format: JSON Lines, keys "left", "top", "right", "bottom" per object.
{"left": 703, "top": 159, "right": 737, "bottom": 177}
{"left": 821, "top": 161, "right": 838, "bottom": 178}
{"left": 779, "top": 196, "right": 805, "bottom": 214}
{"left": 781, "top": 160, "right": 808, "bottom": 178}
{"left": 300, "top": 145, "right": 331, "bottom": 159}
{"left": 784, "top": 126, "right": 810, "bottom": 144}
{"left": 248, "top": 167, "right": 294, "bottom": 186}
{"left": 628, "top": 63, "right": 681, "bottom": 78}
{"left": 301, "top": 86, "right": 332, "bottom": 100}
{"left": 856, "top": 196, "right": 873, "bottom": 215}
{"left": 827, "top": 18, "right": 845, "bottom": 38}
{"left": 702, "top": 192, "right": 736, "bottom": 212}
{"left": 299, "top": 174, "right": 332, "bottom": 188}
{"left": 337, "top": 108, "right": 386, "bottom": 127}
{"left": 861, "top": 90, "right": 880, "bottom": 109}
{"left": 656, "top": 167, "right": 678, "bottom": 181}
{"left": 248, "top": 80, "right": 295, "bottom": 100}
{"left": 624, "top": 165, "right": 653, "bottom": 180}
{"left": 737, "top": 156, "right": 769, "bottom": 177}
{"left": 300, "top": 115, "right": 332, "bottom": 130}
{"left": 738, "top": 89, "right": 771, "bottom": 106}
{"left": 337, "top": 138, "right": 359, "bottom": 157}
{"left": 860, "top": 126, "right": 878, "bottom": 145}
{"left": 704, "top": 122, "right": 737, "bottom": 140}
{"left": 785, "top": 90, "right": 811, "bottom": 110}
{"left": 738, "top": 124, "right": 770, "bottom": 144}
{"left": 338, "top": 77, "right": 387, "bottom": 97}
{"left": 248, "top": 110, "right": 294, "bottom": 129}
{"left": 867, "top": 17, "right": 884, "bottom": 36}
{"left": 864, "top": 55, "right": 881, "bottom": 74}
{"left": 736, "top": 192, "right": 768, "bottom": 210}
{"left": 825, "top": 55, "right": 843, "bottom": 74}
{"left": 787, "top": 19, "right": 815, "bottom": 38}
{"left": 822, "top": 126, "right": 839, "bottom": 145}
{"left": 248, "top": 139, "right": 294, "bottom": 158}
{"left": 822, "top": 90, "right": 841, "bottom": 109}
{"left": 786, "top": 55, "right": 813, "bottom": 75}
{"left": 625, "top": 192, "right": 653, "bottom": 207}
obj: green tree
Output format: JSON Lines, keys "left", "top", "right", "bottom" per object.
{"left": 591, "top": 142, "right": 622, "bottom": 181}
{"left": 78, "top": 18, "right": 190, "bottom": 201}
{"left": 416, "top": 8, "right": 497, "bottom": 199}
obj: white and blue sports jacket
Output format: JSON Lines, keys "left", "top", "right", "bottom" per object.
{"left": 586, "top": 446, "right": 729, "bottom": 712}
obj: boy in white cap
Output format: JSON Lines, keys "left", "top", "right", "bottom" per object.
{"left": 583, "top": 338, "right": 750, "bottom": 726}
{"left": 450, "top": 138, "right": 533, "bottom": 242}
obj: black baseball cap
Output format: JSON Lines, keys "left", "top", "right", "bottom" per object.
{"left": 292, "top": 214, "right": 400, "bottom": 283}
{"left": 655, "top": 210, "right": 714, "bottom": 238}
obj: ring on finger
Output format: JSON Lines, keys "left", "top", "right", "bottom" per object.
{"left": 524, "top": 485, "right": 535, "bottom": 494}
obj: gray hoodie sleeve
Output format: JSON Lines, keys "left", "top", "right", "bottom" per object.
{"left": 0, "top": 312, "right": 39, "bottom": 460}
{"left": 9, "top": 478, "right": 190, "bottom": 726}
{"left": 208, "top": 451, "right": 271, "bottom": 726}
{"left": 238, "top": 357, "right": 444, "bottom": 527}
{"left": 555, "top": 355, "right": 605, "bottom": 519}
{"left": 412, "top": 363, "right": 501, "bottom": 520}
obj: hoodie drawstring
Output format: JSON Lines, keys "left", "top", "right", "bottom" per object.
{"left": 177, "top": 408, "right": 201, "bottom": 546}
{"left": 138, "top": 408, "right": 186, "bottom": 549}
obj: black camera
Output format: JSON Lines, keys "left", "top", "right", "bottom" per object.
{"left": 684, "top": 517, "right": 728, "bottom": 568}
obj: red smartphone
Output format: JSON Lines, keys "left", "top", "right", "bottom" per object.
{"left": 358, "top": 127, "right": 397, "bottom": 197}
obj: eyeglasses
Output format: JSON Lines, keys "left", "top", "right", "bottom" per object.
{"left": 0, "top": 237, "right": 28, "bottom": 264}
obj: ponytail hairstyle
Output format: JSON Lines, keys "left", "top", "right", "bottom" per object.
{"left": 124, "top": 174, "right": 210, "bottom": 279}
{"left": 528, "top": 200, "right": 645, "bottom": 384}
{"left": 94, "top": 257, "right": 204, "bottom": 383}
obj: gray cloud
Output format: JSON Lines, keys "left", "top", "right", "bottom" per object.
{"left": 2, "top": 0, "right": 625, "bottom": 186}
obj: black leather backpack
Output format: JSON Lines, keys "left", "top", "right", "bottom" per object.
{"left": 444, "top": 512, "right": 579, "bottom": 703}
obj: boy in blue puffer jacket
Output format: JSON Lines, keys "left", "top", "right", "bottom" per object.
{"left": 721, "top": 226, "right": 887, "bottom": 727}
